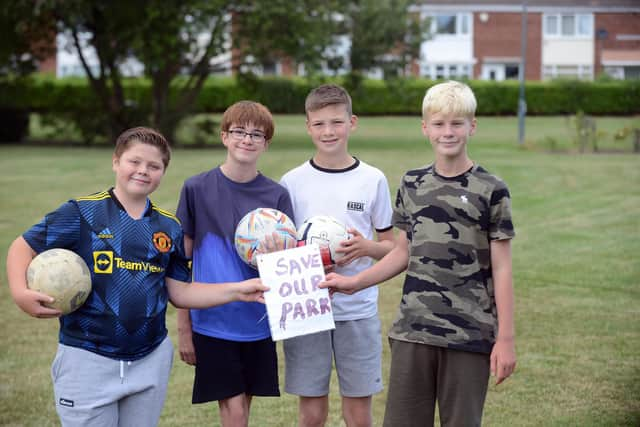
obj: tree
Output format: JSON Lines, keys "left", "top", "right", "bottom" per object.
{"left": 50, "top": 0, "right": 233, "bottom": 142}
{"left": 0, "top": 2, "right": 55, "bottom": 77}
{"left": 31, "top": 0, "right": 343, "bottom": 143}
{"left": 0, "top": 2, "right": 56, "bottom": 143}
{"left": 344, "top": 0, "right": 428, "bottom": 81}
{"left": 2, "top": 1, "right": 427, "bottom": 143}
{"left": 231, "top": 0, "right": 345, "bottom": 76}
{"left": 234, "top": 0, "right": 428, "bottom": 82}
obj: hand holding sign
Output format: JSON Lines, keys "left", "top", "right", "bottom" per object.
{"left": 257, "top": 244, "right": 335, "bottom": 341}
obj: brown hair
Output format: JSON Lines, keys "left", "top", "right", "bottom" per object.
{"left": 220, "top": 101, "right": 275, "bottom": 141}
{"left": 305, "top": 84, "right": 353, "bottom": 116}
{"left": 114, "top": 127, "right": 171, "bottom": 168}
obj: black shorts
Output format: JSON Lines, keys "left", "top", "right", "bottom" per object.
{"left": 191, "top": 332, "right": 280, "bottom": 403}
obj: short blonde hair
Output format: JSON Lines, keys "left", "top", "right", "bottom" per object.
{"left": 422, "top": 80, "right": 477, "bottom": 119}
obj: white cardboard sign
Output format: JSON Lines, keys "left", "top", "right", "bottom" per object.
{"left": 257, "top": 244, "right": 335, "bottom": 341}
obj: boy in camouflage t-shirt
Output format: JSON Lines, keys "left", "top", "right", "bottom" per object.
{"left": 322, "top": 80, "right": 516, "bottom": 427}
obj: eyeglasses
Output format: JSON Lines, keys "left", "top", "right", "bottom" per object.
{"left": 227, "top": 129, "right": 267, "bottom": 144}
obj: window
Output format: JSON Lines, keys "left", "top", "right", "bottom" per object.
{"left": 577, "top": 15, "right": 591, "bottom": 36}
{"left": 546, "top": 15, "right": 558, "bottom": 34}
{"left": 460, "top": 14, "right": 469, "bottom": 34}
{"left": 436, "top": 15, "right": 456, "bottom": 34}
{"left": 625, "top": 67, "right": 640, "bottom": 79}
{"left": 561, "top": 15, "right": 575, "bottom": 36}
{"left": 543, "top": 65, "right": 593, "bottom": 80}
{"left": 544, "top": 13, "right": 592, "bottom": 37}
{"left": 432, "top": 13, "right": 471, "bottom": 36}
{"left": 427, "top": 64, "right": 472, "bottom": 80}
{"left": 505, "top": 65, "right": 519, "bottom": 79}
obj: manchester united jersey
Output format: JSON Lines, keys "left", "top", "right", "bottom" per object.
{"left": 23, "top": 189, "right": 191, "bottom": 361}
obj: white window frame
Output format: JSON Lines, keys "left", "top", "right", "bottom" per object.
{"left": 430, "top": 13, "right": 472, "bottom": 37}
{"left": 543, "top": 13, "right": 593, "bottom": 39}
{"left": 542, "top": 64, "right": 593, "bottom": 80}
{"left": 426, "top": 63, "right": 472, "bottom": 80}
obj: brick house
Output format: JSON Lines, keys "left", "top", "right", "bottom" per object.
{"left": 49, "top": 1, "right": 640, "bottom": 80}
{"left": 412, "top": 0, "right": 640, "bottom": 80}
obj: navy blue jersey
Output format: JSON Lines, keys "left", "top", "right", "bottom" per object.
{"left": 23, "top": 189, "right": 191, "bottom": 361}
{"left": 176, "top": 167, "right": 294, "bottom": 341}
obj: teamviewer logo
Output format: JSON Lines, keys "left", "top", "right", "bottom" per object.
{"left": 93, "top": 251, "right": 113, "bottom": 274}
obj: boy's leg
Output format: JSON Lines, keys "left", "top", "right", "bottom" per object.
{"left": 218, "top": 394, "right": 251, "bottom": 427}
{"left": 437, "top": 348, "right": 490, "bottom": 427}
{"left": 284, "top": 330, "right": 334, "bottom": 426}
{"left": 117, "top": 337, "right": 174, "bottom": 427}
{"left": 382, "top": 339, "right": 437, "bottom": 427}
{"left": 51, "top": 344, "right": 118, "bottom": 427}
{"left": 334, "top": 316, "right": 383, "bottom": 427}
{"left": 299, "top": 396, "right": 329, "bottom": 427}
{"left": 341, "top": 396, "right": 372, "bottom": 427}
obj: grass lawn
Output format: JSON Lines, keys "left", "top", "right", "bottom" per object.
{"left": 1, "top": 115, "right": 639, "bottom": 426}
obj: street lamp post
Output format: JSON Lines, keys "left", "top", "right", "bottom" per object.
{"left": 518, "top": 0, "right": 528, "bottom": 145}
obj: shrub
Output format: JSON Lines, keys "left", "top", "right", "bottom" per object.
{"left": 1, "top": 76, "right": 638, "bottom": 143}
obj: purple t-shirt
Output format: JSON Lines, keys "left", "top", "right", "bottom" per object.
{"left": 176, "top": 167, "right": 293, "bottom": 341}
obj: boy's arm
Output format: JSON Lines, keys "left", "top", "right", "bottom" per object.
{"left": 322, "top": 229, "right": 409, "bottom": 294}
{"left": 166, "top": 277, "right": 268, "bottom": 309}
{"left": 176, "top": 308, "right": 195, "bottom": 365}
{"left": 335, "top": 228, "right": 395, "bottom": 266}
{"left": 6, "top": 236, "right": 62, "bottom": 318}
{"left": 176, "top": 235, "right": 195, "bottom": 365}
{"left": 490, "top": 238, "right": 516, "bottom": 385}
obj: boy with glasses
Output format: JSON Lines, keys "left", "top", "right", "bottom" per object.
{"left": 175, "top": 101, "right": 294, "bottom": 426}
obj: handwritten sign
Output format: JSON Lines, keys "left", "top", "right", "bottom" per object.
{"left": 257, "top": 243, "right": 335, "bottom": 341}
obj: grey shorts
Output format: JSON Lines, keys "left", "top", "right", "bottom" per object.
{"left": 284, "top": 315, "right": 383, "bottom": 398}
{"left": 51, "top": 337, "right": 173, "bottom": 427}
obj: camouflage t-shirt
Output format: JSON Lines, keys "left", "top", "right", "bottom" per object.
{"left": 389, "top": 164, "right": 515, "bottom": 354}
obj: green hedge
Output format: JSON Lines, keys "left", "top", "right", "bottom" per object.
{"left": 0, "top": 76, "right": 638, "bottom": 116}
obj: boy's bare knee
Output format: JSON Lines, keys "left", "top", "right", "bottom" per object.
{"left": 342, "top": 396, "right": 372, "bottom": 427}
{"left": 218, "top": 395, "right": 250, "bottom": 427}
{"left": 299, "top": 396, "right": 328, "bottom": 427}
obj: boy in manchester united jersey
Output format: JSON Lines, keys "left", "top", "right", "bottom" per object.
{"left": 6, "top": 127, "right": 267, "bottom": 427}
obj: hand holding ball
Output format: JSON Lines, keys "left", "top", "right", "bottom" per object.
{"left": 27, "top": 248, "right": 92, "bottom": 315}
{"left": 297, "top": 215, "right": 352, "bottom": 265}
{"left": 234, "top": 208, "right": 298, "bottom": 268}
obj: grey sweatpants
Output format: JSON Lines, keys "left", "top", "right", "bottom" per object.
{"left": 51, "top": 337, "right": 174, "bottom": 427}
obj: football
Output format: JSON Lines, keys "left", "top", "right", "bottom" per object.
{"left": 27, "top": 248, "right": 92, "bottom": 315}
{"left": 297, "top": 215, "right": 351, "bottom": 265}
{"left": 234, "top": 208, "right": 298, "bottom": 268}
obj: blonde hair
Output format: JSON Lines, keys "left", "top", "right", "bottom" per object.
{"left": 422, "top": 80, "right": 477, "bottom": 119}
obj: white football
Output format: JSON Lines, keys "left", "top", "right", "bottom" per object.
{"left": 297, "top": 215, "right": 351, "bottom": 264}
{"left": 27, "top": 248, "right": 92, "bottom": 315}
